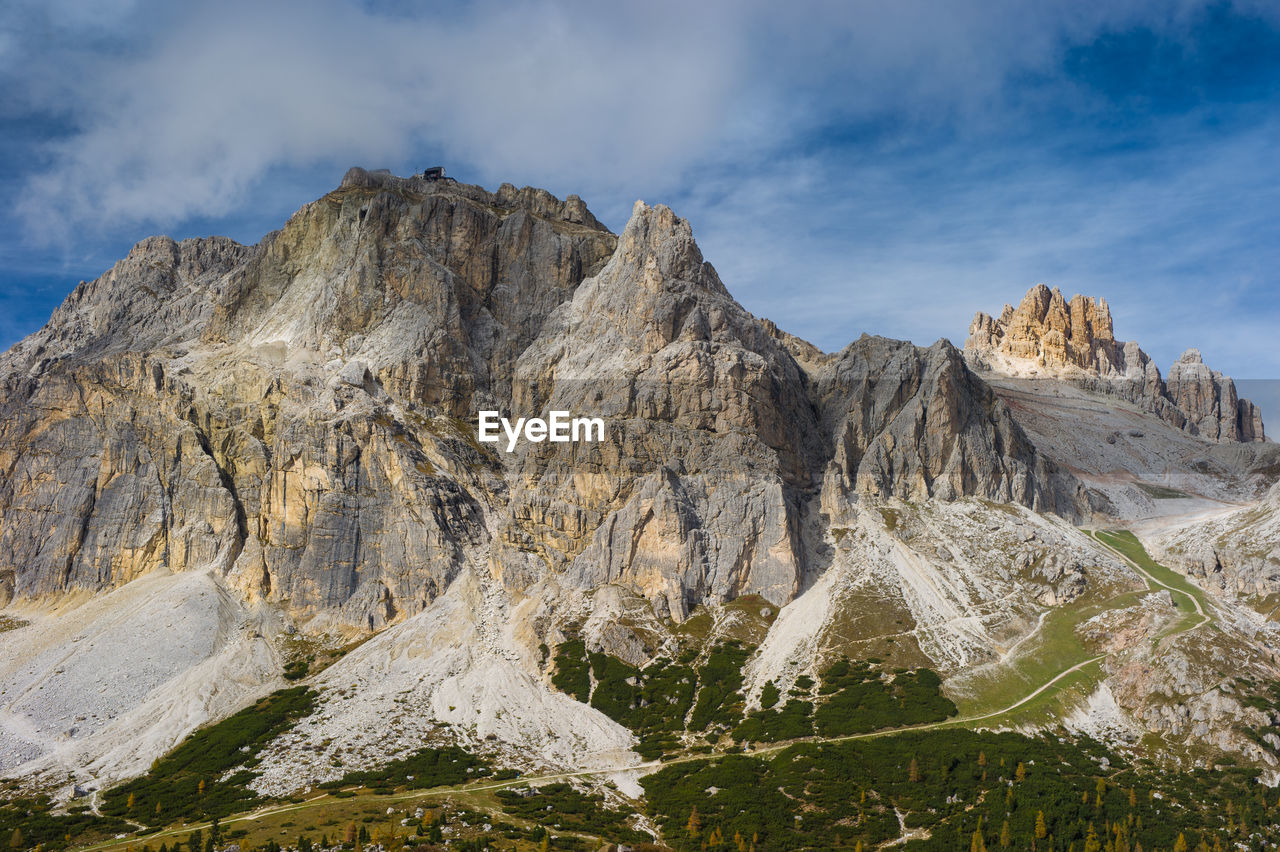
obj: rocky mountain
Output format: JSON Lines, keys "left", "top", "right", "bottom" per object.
{"left": 3, "top": 171, "right": 1280, "bottom": 850}
{"left": 966, "top": 283, "right": 1265, "bottom": 443}
{"left": 0, "top": 172, "right": 1070, "bottom": 630}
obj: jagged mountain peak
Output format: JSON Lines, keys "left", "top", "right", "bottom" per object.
{"left": 966, "top": 283, "right": 1120, "bottom": 376}
{"left": 966, "top": 285, "right": 1265, "bottom": 443}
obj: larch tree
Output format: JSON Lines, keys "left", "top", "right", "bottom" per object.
{"left": 686, "top": 806, "right": 701, "bottom": 839}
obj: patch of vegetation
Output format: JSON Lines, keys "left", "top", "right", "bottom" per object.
{"left": 587, "top": 651, "right": 696, "bottom": 759}
{"left": 0, "top": 615, "right": 27, "bottom": 633}
{"left": 282, "top": 658, "right": 310, "bottom": 680}
{"left": 100, "top": 686, "right": 316, "bottom": 824}
{"left": 1136, "top": 482, "right": 1189, "bottom": 500}
{"left": 552, "top": 638, "right": 754, "bottom": 756}
{"left": 759, "top": 680, "right": 781, "bottom": 709}
{"left": 0, "top": 791, "right": 131, "bottom": 851}
{"left": 318, "top": 745, "right": 488, "bottom": 792}
{"left": 688, "top": 642, "right": 752, "bottom": 732}
{"left": 278, "top": 633, "right": 370, "bottom": 682}
{"left": 734, "top": 696, "right": 815, "bottom": 743}
{"left": 814, "top": 659, "right": 955, "bottom": 736}
{"left": 644, "top": 728, "right": 1280, "bottom": 850}
{"left": 734, "top": 657, "right": 955, "bottom": 744}
{"left": 550, "top": 638, "right": 591, "bottom": 703}
{"left": 1094, "top": 529, "right": 1209, "bottom": 627}
{"left": 495, "top": 783, "right": 647, "bottom": 845}
{"left": 878, "top": 506, "right": 901, "bottom": 531}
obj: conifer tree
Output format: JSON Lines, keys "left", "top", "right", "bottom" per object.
{"left": 1172, "top": 832, "right": 1188, "bottom": 852}
{"left": 1035, "top": 811, "right": 1048, "bottom": 839}
{"left": 1015, "top": 762, "right": 1027, "bottom": 782}
{"left": 1083, "top": 823, "right": 1100, "bottom": 852}
{"left": 9, "top": 828, "right": 22, "bottom": 850}
{"left": 909, "top": 757, "right": 920, "bottom": 783}
{"left": 686, "top": 807, "right": 701, "bottom": 839}
{"left": 1000, "top": 819, "right": 1011, "bottom": 848}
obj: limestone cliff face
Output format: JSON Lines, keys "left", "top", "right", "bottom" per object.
{"left": 966, "top": 284, "right": 1265, "bottom": 444}
{"left": 0, "top": 171, "right": 613, "bottom": 626}
{"left": 0, "top": 173, "right": 1075, "bottom": 628}
{"left": 500, "top": 202, "right": 823, "bottom": 618}
{"left": 1166, "top": 349, "right": 1265, "bottom": 443}
{"left": 814, "top": 335, "right": 1082, "bottom": 521}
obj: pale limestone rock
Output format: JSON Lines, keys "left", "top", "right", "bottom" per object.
{"left": 966, "top": 285, "right": 1265, "bottom": 443}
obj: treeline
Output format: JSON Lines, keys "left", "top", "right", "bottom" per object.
{"left": 495, "top": 783, "right": 648, "bottom": 845}
{"left": 552, "top": 639, "right": 750, "bottom": 757}
{"left": 317, "top": 745, "right": 489, "bottom": 793}
{"left": 0, "top": 792, "right": 131, "bottom": 851}
{"left": 552, "top": 638, "right": 956, "bottom": 755}
{"left": 643, "top": 728, "right": 1280, "bottom": 850}
{"left": 735, "top": 657, "right": 956, "bottom": 743}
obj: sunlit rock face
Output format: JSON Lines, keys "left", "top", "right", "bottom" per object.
{"left": 965, "top": 284, "right": 1265, "bottom": 443}
{"left": 0, "top": 173, "right": 1072, "bottom": 628}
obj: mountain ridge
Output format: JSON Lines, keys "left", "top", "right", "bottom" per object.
{"left": 4, "top": 170, "right": 1280, "bottom": 841}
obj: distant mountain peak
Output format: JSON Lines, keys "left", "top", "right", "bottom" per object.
{"left": 965, "top": 285, "right": 1265, "bottom": 443}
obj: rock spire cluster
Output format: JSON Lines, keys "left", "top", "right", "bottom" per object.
{"left": 965, "top": 284, "right": 1264, "bottom": 443}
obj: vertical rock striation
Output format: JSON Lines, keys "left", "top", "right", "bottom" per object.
{"left": 966, "top": 284, "right": 1265, "bottom": 444}
{"left": 0, "top": 172, "right": 1078, "bottom": 629}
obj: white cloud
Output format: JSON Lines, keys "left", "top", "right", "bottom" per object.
{"left": 13, "top": 0, "right": 756, "bottom": 238}
{"left": 6, "top": 0, "right": 1280, "bottom": 379}
{"left": 15, "top": 0, "right": 1275, "bottom": 239}
{"left": 673, "top": 115, "right": 1280, "bottom": 378}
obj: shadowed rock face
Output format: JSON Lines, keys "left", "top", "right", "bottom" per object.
{"left": 966, "top": 284, "right": 1266, "bottom": 444}
{"left": 814, "top": 335, "right": 1082, "bottom": 521}
{"left": 1166, "top": 349, "right": 1266, "bottom": 443}
{"left": 0, "top": 172, "right": 1074, "bottom": 627}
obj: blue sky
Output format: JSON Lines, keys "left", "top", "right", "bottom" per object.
{"left": 3, "top": 1, "right": 1279, "bottom": 401}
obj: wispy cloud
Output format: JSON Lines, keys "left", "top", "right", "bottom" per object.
{"left": 3, "top": 0, "right": 1280, "bottom": 381}
{"left": 676, "top": 116, "right": 1280, "bottom": 373}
